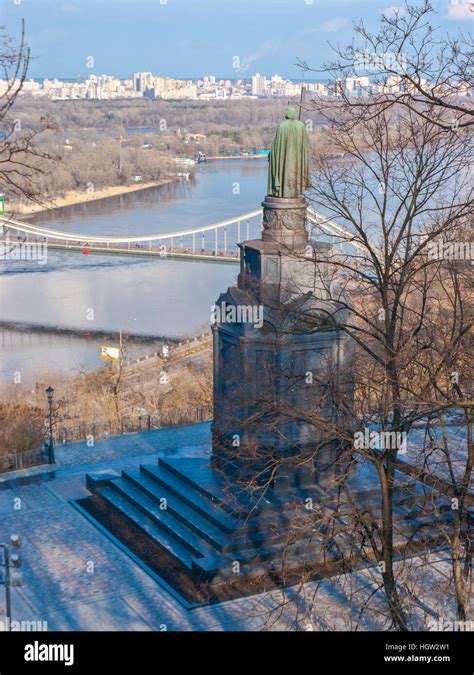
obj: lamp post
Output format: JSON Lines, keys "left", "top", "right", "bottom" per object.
{"left": 0, "top": 535, "right": 23, "bottom": 631}
{"left": 45, "top": 385, "right": 55, "bottom": 464}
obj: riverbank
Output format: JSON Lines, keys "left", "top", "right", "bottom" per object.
{"left": 11, "top": 177, "right": 180, "bottom": 217}
{"left": 0, "top": 331, "right": 212, "bottom": 455}
{"left": 0, "top": 159, "right": 264, "bottom": 383}
{"left": 0, "top": 319, "right": 179, "bottom": 343}
{"left": 207, "top": 154, "right": 268, "bottom": 161}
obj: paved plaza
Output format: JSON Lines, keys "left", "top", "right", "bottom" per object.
{"left": 0, "top": 423, "right": 461, "bottom": 631}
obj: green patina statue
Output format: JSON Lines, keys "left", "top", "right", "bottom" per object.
{"left": 267, "top": 107, "right": 312, "bottom": 199}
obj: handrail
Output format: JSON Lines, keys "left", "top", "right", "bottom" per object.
{"left": 0, "top": 209, "right": 262, "bottom": 244}
{"left": 1, "top": 208, "right": 376, "bottom": 255}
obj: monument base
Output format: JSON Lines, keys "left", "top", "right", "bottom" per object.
{"left": 261, "top": 195, "right": 308, "bottom": 251}
{"left": 78, "top": 454, "right": 451, "bottom": 607}
{"left": 211, "top": 192, "right": 354, "bottom": 488}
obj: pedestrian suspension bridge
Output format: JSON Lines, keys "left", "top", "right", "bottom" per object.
{"left": 0, "top": 208, "right": 367, "bottom": 263}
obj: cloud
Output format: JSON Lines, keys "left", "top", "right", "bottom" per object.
{"left": 323, "top": 17, "right": 348, "bottom": 33}
{"left": 447, "top": 2, "right": 474, "bottom": 20}
{"left": 382, "top": 6, "right": 406, "bottom": 16}
{"left": 61, "top": 4, "right": 81, "bottom": 14}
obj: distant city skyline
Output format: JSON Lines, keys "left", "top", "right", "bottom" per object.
{"left": 2, "top": 0, "right": 471, "bottom": 81}
{"left": 8, "top": 69, "right": 456, "bottom": 102}
{"left": 1, "top": 71, "right": 348, "bottom": 101}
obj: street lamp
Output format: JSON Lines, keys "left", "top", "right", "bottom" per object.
{"left": 45, "top": 385, "right": 55, "bottom": 464}
{"left": 0, "top": 534, "right": 23, "bottom": 631}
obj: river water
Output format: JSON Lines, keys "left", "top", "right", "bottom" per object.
{"left": 0, "top": 159, "right": 268, "bottom": 385}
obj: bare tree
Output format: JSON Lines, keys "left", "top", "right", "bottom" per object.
{"left": 305, "top": 101, "right": 472, "bottom": 629}
{"left": 216, "top": 95, "right": 472, "bottom": 630}
{"left": 0, "top": 21, "right": 57, "bottom": 205}
{"left": 0, "top": 402, "right": 44, "bottom": 456}
{"left": 298, "top": 1, "right": 474, "bottom": 132}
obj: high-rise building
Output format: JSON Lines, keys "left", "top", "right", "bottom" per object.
{"left": 133, "top": 72, "right": 153, "bottom": 93}
{"left": 251, "top": 73, "right": 267, "bottom": 97}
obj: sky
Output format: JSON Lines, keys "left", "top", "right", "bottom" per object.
{"left": 0, "top": 0, "right": 472, "bottom": 80}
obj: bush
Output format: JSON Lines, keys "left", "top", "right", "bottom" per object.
{"left": 0, "top": 403, "right": 45, "bottom": 456}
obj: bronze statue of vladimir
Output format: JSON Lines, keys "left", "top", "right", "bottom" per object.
{"left": 267, "top": 107, "right": 312, "bottom": 199}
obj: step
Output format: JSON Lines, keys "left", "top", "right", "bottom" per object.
{"left": 226, "top": 526, "right": 312, "bottom": 554}
{"left": 143, "top": 462, "right": 304, "bottom": 541}
{"left": 405, "top": 510, "right": 454, "bottom": 530}
{"left": 224, "top": 508, "right": 324, "bottom": 553}
{"left": 141, "top": 464, "right": 236, "bottom": 533}
{"left": 227, "top": 532, "right": 330, "bottom": 567}
{"left": 158, "top": 457, "right": 244, "bottom": 515}
{"left": 108, "top": 477, "right": 216, "bottom": 559}
{"left": 99, "top": 487, "right": 196, "bottom": 569}
{"left": 122, "top": 468, "right": 226, "bottom": 551}
{"left": 194, "top": 535, "right": 337, "bottom": 579}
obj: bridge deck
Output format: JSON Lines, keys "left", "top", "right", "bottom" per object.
{"left": 0, "top": 208, "right": 368, "bottom": 262}
{"left": 42, "top": 242, "right": 240, "bottom": 263}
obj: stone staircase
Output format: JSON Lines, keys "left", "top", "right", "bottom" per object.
{"left": 85, "top": 457, "right": 344, "bottom": 582}
{"left": 83, "top": 456, "right": 452, "bottom": 592}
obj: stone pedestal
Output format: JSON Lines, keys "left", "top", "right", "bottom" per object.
{"left": 212, "top": 195, "right": 353, "bottom": 491}
{"left": 261, "top": 195, "right": 308, "bottom": 251}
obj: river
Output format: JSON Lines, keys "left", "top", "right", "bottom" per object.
{"left": 0, "top": 159, "right": 268, "bottom": 385}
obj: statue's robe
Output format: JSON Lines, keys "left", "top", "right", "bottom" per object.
{"left": 267, "top": 109, "right": 312, "bottom": 199}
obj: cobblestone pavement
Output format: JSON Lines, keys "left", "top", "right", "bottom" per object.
{"left": 0, "top": 423, "right": 460, "bottom": 631}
